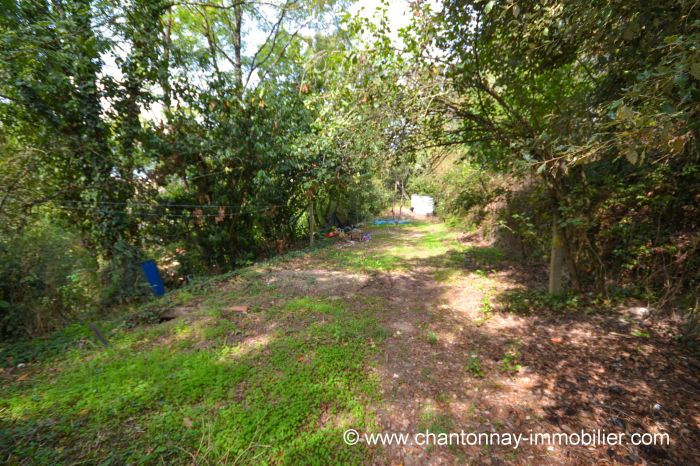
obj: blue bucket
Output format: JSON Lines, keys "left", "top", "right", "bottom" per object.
{"left": 141, "top": 259, "right": 165, "bottom": 296}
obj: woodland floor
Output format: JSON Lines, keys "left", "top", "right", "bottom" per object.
{"left": 1, "top": 221, "right": 699, "bottom": 465}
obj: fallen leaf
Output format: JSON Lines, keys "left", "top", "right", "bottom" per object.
{"left": 183, "top": 417, "right": 193, "bottom": 428}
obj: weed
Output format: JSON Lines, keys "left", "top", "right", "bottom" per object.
{"left": 632, "top": 329, "right": 651, "bottom": 338}
{"left": 464, "top": 246, "right": 504, "bottom": 267}
{"left": 475, "top": 296, "right": 493, "bottom": 326}
{"left": 501, "top": 341, "right": 522, "bottom": 375}
{"left": 435, "top": 392, "right": 450, "bottom": 404}
{"left": 426, "top": 331, "right": 439, "bottom": 345}
{"left": 466, "top": 353, "right": 485, "bottom": 378}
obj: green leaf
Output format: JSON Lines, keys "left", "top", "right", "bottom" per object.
{"left": 616, "top": 105, "right": 634, "bottom": 121}
{"left": 623, "top": 147, "right": 638, "bottom": 165}
{"left": 689, "top": 61, "right": 700, "bottom": 80}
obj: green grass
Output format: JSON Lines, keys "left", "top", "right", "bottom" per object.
{"left": 316, "top": 222, "right": 471, "bottom": 276}
{"left": 500, "top": 341, "right": 522, "bottom": 376}
{"left": 475, "top": 296, "right": 493, "bottom": 327}
{"left": 464, "top": 246, "right": 504, "bottom": 266}
{"left": 321, "top": 247, "right": 401, "bottom": 272}
{"left": 1, "top": 221, "right": 477, "bottom": 464}
{"left": 0, "top": 296, "right": 386, "bottom": 464}
{"left": 425, "top": 331, "right": 439, "bottom": 345}
{"left": 419, "top": 232, "right": 450, "bottom": 251}
{"left": 466, "top": 354, "right": 485, "bottom": 378}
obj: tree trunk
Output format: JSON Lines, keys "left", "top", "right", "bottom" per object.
{"left": 203, "top": 13, "right": 221, "bottom": 78}
{"left": 548, "top": 214, "right": 565, "bottom": 294}
{"left": 308, "top": 200, "right": 315, "bottom": 247}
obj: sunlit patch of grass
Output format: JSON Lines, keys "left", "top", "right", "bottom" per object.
{"left": 202, "top": 319, "right": 238, "bottom": 341}
{"left": 171, "top": 289, "right": 195, "bottom": 305}
{"left": 315, "top": 222, "right": 466, "bottom": 273}
{"left": 411, "top": 221, "right": 439, "bottom": 231}
{"left": 0, "top": 296, "right": 386, "bottom": 464}
{"left": 322, "top": 247, "right": 402, "bottom": 272}
{"left": 420, "top": 233, "right": 447, "bottom": 251}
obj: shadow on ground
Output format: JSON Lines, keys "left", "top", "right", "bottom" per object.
{"left": 308, "top": 224, "right": 700, "bottom": 465}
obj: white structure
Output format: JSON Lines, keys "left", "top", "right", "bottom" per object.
{"left": 410, "top": 194, "right": 434, "bottom": 216}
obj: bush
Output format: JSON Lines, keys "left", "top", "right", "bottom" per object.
{"left": 0, "top": 217, "right": 99, "bottom": 338}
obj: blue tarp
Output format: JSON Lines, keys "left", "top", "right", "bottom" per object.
{"left": 373, "top": 219, "right": 411, "bottom": 225}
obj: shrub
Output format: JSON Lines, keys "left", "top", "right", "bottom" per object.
{"left": 0, "top": 217, "right": 99, "bottom": 338}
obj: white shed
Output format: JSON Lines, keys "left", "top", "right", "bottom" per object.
{"left": 410, "top": 194, "right": 434, "bottom": 215}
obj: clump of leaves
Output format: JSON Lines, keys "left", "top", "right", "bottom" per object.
{"left": 466, "top": 353, "right": 485, "bottom": 378}
{"left": 500, "top": 342, "right": 521, "bottom": 376}
{"left": 502, "top": 289, "right": 586, "bottom": 315}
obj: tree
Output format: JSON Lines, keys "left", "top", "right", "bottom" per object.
{"left": 437, "top": 0, "right": 699, "bottom": 295}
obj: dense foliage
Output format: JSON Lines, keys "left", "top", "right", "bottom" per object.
{"left": 0, "top": 0, "right": 402, "bottom": 336}
{"left": 1, "top": 0, "right": 698, "bottom": 337}
{"left": 431, "top": 0, "right": 699, "bottom": 302}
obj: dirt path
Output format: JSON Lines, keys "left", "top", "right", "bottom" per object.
{"left": 273, "top": 222, "right": 700, "bottom": 465}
